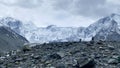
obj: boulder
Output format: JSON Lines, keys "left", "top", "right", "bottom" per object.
{"left": 76, "top": 58, "right": 96, "bottom": 68}
{"left": 48, "top": 53, "right": 62, "bottom": 60}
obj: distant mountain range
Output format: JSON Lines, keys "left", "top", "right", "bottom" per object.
{"left": 0, "top": 13, "right": 120, "bottom": 43}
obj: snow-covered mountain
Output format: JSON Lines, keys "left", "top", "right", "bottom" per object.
{"left": 26, "top": 25, "right": 85, "bottom": 43}
{"left": 92, "top": 14, "right": 120, "bottom": 41}
{"left": 0, "top": 17, "right": 85, "bottom": 43}
{"left": 1, "top": 13, "right": 120, "bottom": 43}
{"left": 0, "top": 17, "right": 37, "bottom": 42}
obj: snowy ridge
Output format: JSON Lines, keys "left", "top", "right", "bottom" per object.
{"left": 0, "top": 13, "right": 120, "bottom": 43}
{"left": 85, "top": 13, "right": 120, "bottom": 41}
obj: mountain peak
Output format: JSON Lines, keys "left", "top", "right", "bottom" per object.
{"left": 0, "top": 17, "right": 22, "bottom": 27}
{"left": 4, "top": 17, "right": 14, "bottom": 20}
{"left": 46, "top": 25, "right": 57, "bottom": 29}
{"left": 109, "top": 13, "right": 120, "bottom": 20}
{"left": 95, "top": 13, "right": 120, "bottom": 25}
{"left": 110, "top": 13, "right": 117, "bottom": 17}
{"left": 1, "top": 17, "right": 17, "bottom": 22}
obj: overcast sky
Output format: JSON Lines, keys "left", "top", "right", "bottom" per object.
{"left": 0, "top": 0, "right": 120, "bottom": 27}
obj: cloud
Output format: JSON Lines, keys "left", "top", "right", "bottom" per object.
{"left": 107, "top": 0, "right": 120, "bottom": 5}
{"left": 53, "top": 0, "right": 73, "bottom": 10}
{"left": 52, "top": 0, "right": 120, "bottom": 18}
{"left": 0, "top": 0, "right": 119, "bottom": 27}
{"left": 17, "top": 0, "right": 43, "bottom": 8}
{"left": 73, "top": 0, "right": 107, "bottom": 17}
{"left": 0, "top": 0, "right": 43, "bottom": 8}
{"left": 0, "top": 0, "right": 119, "bottom": 17}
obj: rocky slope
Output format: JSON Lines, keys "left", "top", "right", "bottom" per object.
{"left": 0, "top": 41, "right": 120, "bottom": 68}
{"left": 0, "top": 26, "right": 28, "bottom": 53}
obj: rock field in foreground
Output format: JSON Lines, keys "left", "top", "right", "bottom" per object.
{"left": 0, "top": 41, "right": 120, "bottom": 68}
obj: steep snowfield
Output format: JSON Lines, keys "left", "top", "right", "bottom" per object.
{"left": 0, "top": 13, "right": 120, "bottom": 43}
{"left": 86, "top": 13, "right": 120, "bottom": 41}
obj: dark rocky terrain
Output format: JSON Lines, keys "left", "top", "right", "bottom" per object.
{"left": 0, "top": 40, "right": 120, "bottom": 68}
{"left": 0, "top": 26, "right": 28, "bottom": 53}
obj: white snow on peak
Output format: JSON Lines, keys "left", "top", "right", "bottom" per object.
{"left": 0, "top": 13, "right": 120, "bottom": 43}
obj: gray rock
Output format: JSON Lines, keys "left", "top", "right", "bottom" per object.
{"left": 0, "top": 59, "right": 4, "bottom": 64}
{"left": 108, "top": 45, "right": 115, "bottom": 50}
{"left": 108, "top": 58, "right": 118, "bottom": 64}
{"left": 32, "top": 55, "right": 41, "bottom": 60}
{"left": 48, "top": 53, "right": 62, "bottom": 60}
{"left": 15, "top": 58, "right": 23, "bottom": 62}
{"left": 22, "top": 45, "right": 32, "bottom": 52}
{"left": 56, "top": 63, "right": 66, "bottom": 68}
{"left": 57, "top": 51, "right": 66, "bottom": 58}
{"left": 76, "top": 58, "right": 96, "bottom": 68}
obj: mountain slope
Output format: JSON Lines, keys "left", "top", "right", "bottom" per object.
{"left": 0, "top": 26, "right": 28, "bottom": 52}
{"left": 1, "top": 13, "right": 120, "bottom": 43}
{"left": 0, "top": 18, "right": 85, "bottom": 43}
{"left": 86, "top": 13, "right": 120, "bottom": 41}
